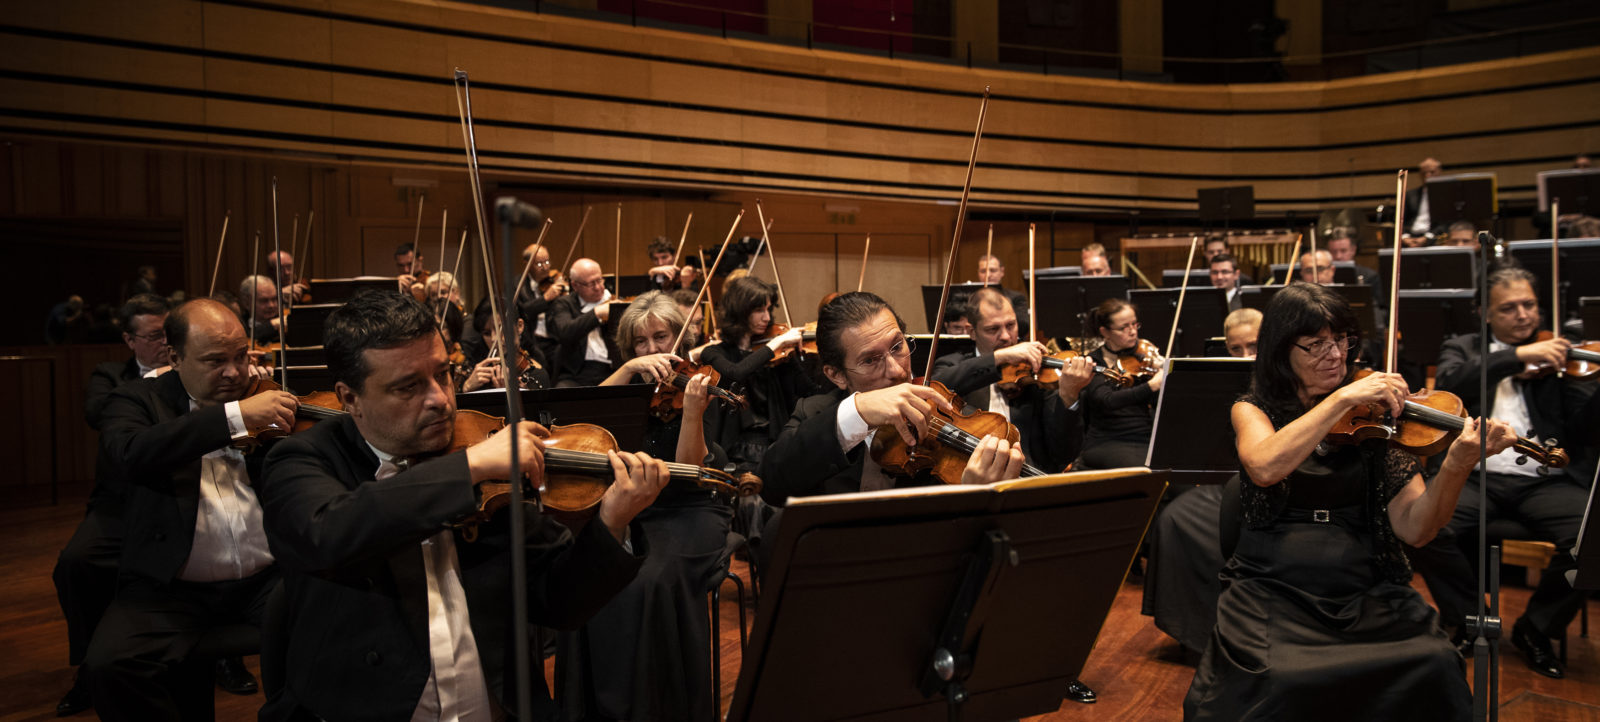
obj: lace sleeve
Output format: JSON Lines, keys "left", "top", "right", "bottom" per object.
{"left": 1381, "top": 448, "right": 1421, "bottom": 501}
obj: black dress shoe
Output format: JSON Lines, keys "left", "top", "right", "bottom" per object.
{"left": 215, "top": 656, "right": 259, "bottom": 695}
{"left": 55, "top": 670, "right": 91, "bottom": 716}
{"left": 1065, "top": 678, "right": 1096, "bottom": 704}
{"left": 1510, "top": 618, "right": 1564, "bottom": 679}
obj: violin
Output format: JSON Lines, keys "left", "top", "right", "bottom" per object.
{"left": 868, "top": 381, "right": 1048, "bottom": 484}
{"left": 454, "top": 412, "right": 761, "bottom": 538}
{"left": 1524, "top": 330, "right": 1600, "bottom": 380}
{"left": 1104, "top": 338, "right": 1164, "bottom": 385}
{"left": 1326, "top": 370, "right": 1568, "bottom": 469}
{"left": 998, "top": 349, "right": 1134, "bottom": 392}
{"left": 232, "top": 376, "right": 345, "bottom": 451}
{"left": 762, "top": 322, "right": 818, "bottom": 365}
{"left": 648, "top": 359, "right": 748, "bottom": 422}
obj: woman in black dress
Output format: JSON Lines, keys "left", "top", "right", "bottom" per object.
{"left": 1184, "top": 283, "right": 1516, "bottom": 721}
{"left": 558, "top": 291, "right": 734, "bottom": 721}
{"left": 1079, "top": 298, "right": 1166, "bottom": 469}
{"left": 700, "top": 276, "right": 808, "bottom": 474}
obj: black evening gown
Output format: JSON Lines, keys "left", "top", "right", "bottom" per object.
{"left": 1142, "top": 484, "right": 1225, "bottom": 656}
{"left": 557, "top": 411, "right": 734, "bottom": 721}
{"left": 1184, "top": 402, "right": 1469, "bottom": 722}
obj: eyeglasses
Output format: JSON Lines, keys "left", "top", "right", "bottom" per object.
{"left": 128, "top": 330, "right": 167, "bottom": 343}
{"left": 844, "top": 335, "right": 915, "bottom": 376}
{"left": 1292, "top": 335, "right": 1359, "bottom": 359}
{"left": 1108, "top": 321, "right": 1140, "bottom": 333}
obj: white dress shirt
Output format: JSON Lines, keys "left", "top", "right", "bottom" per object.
{"left": 371, "top": 446, "right": 497, "bottom": 722}
{"left": 578, "top": 290, "right": 613, "bottom": 364}
{"left": 175, "top": 399, "right": 275, "bottom": 582}
{"left": 1410, "top": 188, "right": 1432, "bottom": 236}
{"left": 836, "top": 393, "right": 893, "bottom": 491}
{"left": 1483, "top": 339, "right": 1541, "bottom": 478}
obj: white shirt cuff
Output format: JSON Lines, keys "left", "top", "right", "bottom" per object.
{"left": 224, "top": 400, "right": 248, "bottom": 440}
{"left": 834, "top": 393, "right": 874, "bottom": 453}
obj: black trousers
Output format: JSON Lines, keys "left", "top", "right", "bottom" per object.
{"left": 83, "top": 568, "right": 278, "bottom": 721}
{"left": 1409, "top": 471, "right": 1587, "bottom": 634}
{"left": 53, "top": 504, "right": 124, "bottom": 665}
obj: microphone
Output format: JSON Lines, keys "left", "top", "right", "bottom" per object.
{"left": 495, "top": 197, "right": 545, "bottom": 228}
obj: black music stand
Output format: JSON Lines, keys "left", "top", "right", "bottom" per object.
{"left": 1147, "top": 358, "right": 1253, "bottom": 485}
{"left": 1198, "top": 186, "right": 1254, "bottom": 231}
{"left": 1332, "top": 261, "right": 1359, "bottom": 285}
{"left": 1022, "top": 266, "right": 1082, "bottom": 280}
{"left": 909, "top": 334, "right": 976, "bottom": 375}
{"left": 1160, "top": 268, "right": 1211, "bottom": 288}
{"left": 1425, "top": 172, "right": 1498, "bottom": 229}
{"left": 614, "top": 274, "right": 654, "bottom": 297}
{"left": 282, "top": 366, "right": 336, "bottom": 394}
{"left": 269, "top": 346, "right": 328, "bottom": 369}
{"left": 1378, "top": 246, "right": 1477, "bottom": 290}
{"left": 1538, "top": 168, "right": 1600, "bottom": 215}
{"left": 283, "top": 303, "right": 340, "bottom": 347}
{"left": 1568, "top": 464, "right": 1600, "bottom": 591}
{"left": 922, "top": 283, "right": 985, "bottom": 332}
{"left": 1583, "top": 296, "right": 1600, "bottom": 337}
{"left": 1033, "top": 276, "right": 1131, "bottom": 343}
{"left": 1394, "top": 289, "right": 1476, "bottom": 370}
{"left": 727, "top": 468, "right": 1167, "bottom": 722}
{"left": 1129, "top": 288, "right": 1227, "bottom": 358}
{"left": 1507, "top": 238, "right": 1600, "bottom": 325}
{"left": 1265, "top": 263, "right": 1293, "bottom": 285}
{"left": 311, "top": 277, "right": 396, "bottom": 305}
{"left": 455, "top": 384, "right": 654, "bottom": 451}
{"left": 1238, "top": 284, "right": 1378, "bottom": 338}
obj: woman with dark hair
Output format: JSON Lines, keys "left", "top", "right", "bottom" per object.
{"left": 1078, "top": 298, "right": 1166, "bottom": 469}
{"left": 559, "top": 291, "right": 733, "bottom": 721}
{"left": 700, "top": 275, "right": 809, "bottom": 473}
{"left": 460, "top": 296, "right": 551, "bottom": 392}
{"left": 1184, "top": 282, "right": 1517, "bottom": 721}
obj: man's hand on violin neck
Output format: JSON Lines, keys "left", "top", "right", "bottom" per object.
{"left": 598, "top": 450, "right": 669, "bottom": 542}
{"left": 240, "top": 390, "right": 297, "bottom": 436}
{"left": 1056, "top": 355, "right": 1094, "bottom": 402}
{"left": 993, "top": 341, "right": 1045, "bottom": 370}
{"left": 961, "top": 435, "right": 1024, "bottom": 485}
{"left": 855, "top": 384, "right": 955, "bottom": 446}
{"left": 466, "top": 421, "right": 550, "bottom": 484}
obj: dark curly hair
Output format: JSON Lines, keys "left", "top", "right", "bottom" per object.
{"left": 718, "top": 276, "right": 780, "bottom": 343}
{"left": 1248, "top": 282, "right": 1360, "bottom": 420}
{"left": 325, "top": 291, "right": 439, "bottom": 393}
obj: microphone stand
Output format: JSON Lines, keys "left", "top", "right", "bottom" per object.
{"left": 1465, "top": 231, "right": 1501, "bottom": 722}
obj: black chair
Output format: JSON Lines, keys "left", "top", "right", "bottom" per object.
{"left": 709, "top": 529, "right": 751, "bottom": 721}
{"left": 1481, "top": 518, "right": 1589, "bottom": 664}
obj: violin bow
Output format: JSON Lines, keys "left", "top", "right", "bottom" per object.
{"left": 924, "top": 86, "right": 991, "bottom": 382}
{"left": 453, "top": 69, "right": 496, "bottom": 305}
{"left": 412, "top": 194, "right": 426, "bottom": 269}
{"left": 1028, "top": 224, "right": 1037, "bottom": 343}
{"left": 613, "top": 202, "right": 622, "bottom": 295}
{"left": 511, "top": 218, "right": 555, "bottom": 305}
{"left": 1551, "top": 197, "right": 1560, "bottom": 336}
{"left": 1280, "top": 233, "right": 1302, "bottom": 286}
{"left": 249, "top": 229, "right": 261, "bottom": 330}
{"left": 1164, "top": 235, "right": 1200, "bottom": 360}
{"left": 437, "top": 207, "right": 449, "bottom": 299}
{"left": 1307, "top": 223, "right": 1318, "bottom": 281}
{"left": 857, "top": 233, "right": 871, "bottom": 293}
{"left": 207, "top": 211, "right": 230, "bottom": 298}
{"left": 753, "top": 200, "right": 795, "bottom": 328}
{"left": 271, "top": 178, "right": 290, "bottom": 390}
{"left": 562, "top": 205, "right": 591, "bottom": 279}
{"left": 1386, "top": 170, "right": 1408, "bottom": 373}
{"left": 982, "top": 224, "right": 994, "bottom": 287}
{"left": 440, "top": 228, "right": 468, "bottom": 326}
{"left": 672, "top": 212, "right": 692, "bottom": 267}
{"left": 299, "top": 210, "right": 315, "bottom": 284}
{"left": 670, "top": 211, "right": 743, "bottom": 356}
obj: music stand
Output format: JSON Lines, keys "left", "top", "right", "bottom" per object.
{"left": 1033, "top": 276, "right": 1130, "bottom": 342}
{"left": 282, "top": 365, "right": 336, "bottom": 394}
{"left": 311, "top": 277, "right": 396, "bottom": 305}
{"left": 727, "top": 468, "right": 1167, "bottom": 722}
{"left": 283, "top": 303, "right": 341, "bottom": 347}
{"left": 922, "top": 283, "right": 985, "bottom": 332}
{"left": 1129, "top": 288, "right": 1227, "bottom": 358}
{"left": 614, "top": 274, "right": 654, "bottom": 297}
{"left": 1569, "top": 463, "right": 1600, "bottom": 591}
{"left": 270, "top": 345, "right": 327, "bottom": 369}
{"left": 1147, "top": 358, "right": 1253, "bottom": 485}
{"left": 455, "top": 384, "right": 655, "bottom": 451}
{"left": 1266, "top": 263, "right": 1293, "bottom": 285}
{"left": 1198, "top": 186, "right": 1254, "bottom": 230}
{"left": 1332, "top": 261, "right": 1358, "bottom": 285}
{"left": 1583, "top": 296, "right": 1600, "bottom": 337}
{"left": 1160, "top": 268, "right": 1211, "bottom": 288}
{"left": 1237, "top": 284, "right": 1378, "bottom": 338}
{"left": 909, "top": 334, "right": 976, "bottom": 375}
{"left": 1507, "top": 238, "right": 1600, "bottom": 324}
{"left": 1394, "top": 289, "right": 1476, "bottom": 370}
{"left": 1537, "top": 168, "right": 1600, "bottom": 215}
{"left": 1424, "top": 172, "right": 1498, "bottom": 228}
{"left": 1023, "top": 266, "right": 1082, "bottom": 280}
{"left": 1378, "top": 246, "right": 1477, "bottom": 290}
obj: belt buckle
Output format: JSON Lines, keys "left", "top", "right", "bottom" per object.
{"left": 1312, "top": 509, "right": 1331, "bottom": 523}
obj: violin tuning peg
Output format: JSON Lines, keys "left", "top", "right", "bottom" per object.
{"left": 1514, "top": 455, "right": 1529, "bottom": 466}
{"left": 1537, "top": 464, "right": 1551, "bottom": 477}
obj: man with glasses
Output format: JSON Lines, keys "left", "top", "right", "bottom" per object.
{"left": 1408, "top": 267, "right": 1597, "bottom": 679}
{"left": 516, "top": 242, "right": 564, "bottom": 376}
{"left": 550, "top": 258, "right": 623, "bottom": 387}
{"left": 1208, "top": 253, "right": 1243, "bottom": 311}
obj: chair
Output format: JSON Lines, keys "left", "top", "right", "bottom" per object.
{"left": 1483, "top": 518, "right": 1589, "bottom": 664}
{"left": 709, "top": 529, "right": 752, "bottom": 722}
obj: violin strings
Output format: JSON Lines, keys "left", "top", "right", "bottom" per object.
{"left": 926, "top": 417, "right": 1046, "bottom": 477}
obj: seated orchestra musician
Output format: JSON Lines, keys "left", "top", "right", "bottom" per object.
{"left": 558, "top": 291, "right": 733, "bottom": 721}
{"left": 239, "top": 274, "right": 283, "bottom": 345}
{"left": 515, "top": 242, "right": 566, "bottom": 370}
{"left": 461, "top": 297, "right": 551, "bottom": 392}
{"left": 550, "top": 258, "right": 623, "bottom": 388}
{"left": 1406, "top": 266, "right": 1598, "bottom": 679}
{"left": 81, "top": 299, "right": 296, "bottom": 719}
{"left": 930, "top": 286, "right": 1090, "bottom": 471}
{"left": 1080, "top": 243, "right": 1112, "bottom": 277}
{"left": 1078, "top": 298, "right": 1165, "bottom": 470}
{"left": 974, "top": 254, "right": 1030, "bottom": 335}
{"left": 255, "top": 291, "right": 668, "bottom": 720}
{"left": 1185, "top": 283, "right": 1518, "bottom": 721}
{"left": 700, "top": 276, "right": 811, "bottom": 474}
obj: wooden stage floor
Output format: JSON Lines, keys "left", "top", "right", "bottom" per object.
{"left": 3, "top": 491, "right": 1595, "bottom": 721}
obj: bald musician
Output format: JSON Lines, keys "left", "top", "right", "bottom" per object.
{"left": 1081, "top": 244, "right": 1111, "bottom": 277}
{"left": 1297, "top": 250, "right": 1334, "bottom": 285}
{"left": 265, "top": 251, "right": 309, "bottom": 305}
{"left": 239, "top": 274, "right": 282, "bottom": 344}
{"left": 256, "top": 291, "right": 665, "bottom": 720}
{"left": 549, "top": 258, "right": 622, "bottom": 387}
{"left": 974, "top": 254, "right": 1030, "bottom": 329}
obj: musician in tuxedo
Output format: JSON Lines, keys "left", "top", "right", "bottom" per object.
{"left": 1403, "top": 157, "right": 1445, "bottom": 238}
{"left": 239, "top": 274, "right": 282, "bottom": 345}
{"left": 1325, "top": 227, "right": 1380, "bottom": 289}
{"left": 256, "top": 291, "right": 667, "bottom": 721}
{"left": 549, "top": 258, "right": 623, "bottom": 387}
{"left": 1408, "top": 266, "right": 1597, "bottom": 679}
{"left": 1208, "top": 253, "right": 1243, "bottom": 311}
{"left": 515, "top": 242, "right": 565, "bottom": 372}
{"left": 1081, "top": 244, "right": 1111, "bottom": 277}
{"left": 974, "top": 253, "right": 1030, "bottom": 332}
{"left": 55, "top": 293, "right": 174, "bottom": 714}
{"left": 81, "top": 299, "right": 298, "bottom": 720}
{"left": 929, "top": 287, "right": 1089, "bottom": 472}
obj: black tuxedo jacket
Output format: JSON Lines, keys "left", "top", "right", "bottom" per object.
{"left": 256, "top": 415, "right": 643, "bottom": 721}
{"left": 97, "top": 372, "right": 269, "bottom": 584}
{"left": 547, "top": 293, "right": 622, "bottom": 378}
{"left": 929, "top": 351, "right": 1082, "bottom": 472}
{"left": 1403, "top": 186, "right": 1443, "bottom": 236}
{"left": 1434, "top": 333, "right": 1598, "bottom": 484}
{"left": 757, "top": 388, "right": 938, "bottom": 505}
{"left": 85, "top": 356, "right": 141, "bottom": 431}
